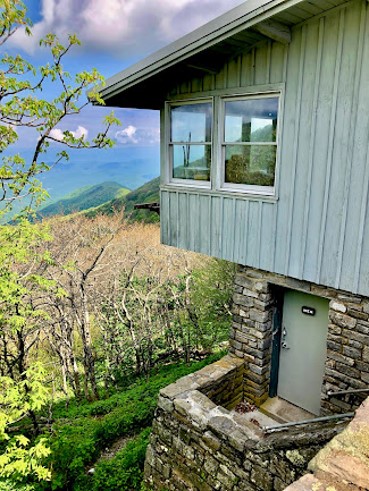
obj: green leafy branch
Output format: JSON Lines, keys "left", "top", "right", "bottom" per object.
{"left": 0, "top": 0, "right": 120, "bottom": 215}
{"left": 0, "top": 362, "right": 51, "bottom": 488}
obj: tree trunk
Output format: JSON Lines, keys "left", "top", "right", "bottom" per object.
{"left": 80, "top": 282, "right": 99, "bottom": 400}
{"left": 64, "top": 318, "right": 82, "bottom": 400}
{"left": 17, "top": 328, "right": 39, "bottom": 435}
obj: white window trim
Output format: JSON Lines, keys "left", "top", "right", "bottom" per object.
{"left": 164, "top": 87, "right": 283, "bottom": 197}
{"left": 165, "top": 98, "right": 213, "bottom": 189}
{"left": 217, "top": 91, "right": 281, "bottom": 196}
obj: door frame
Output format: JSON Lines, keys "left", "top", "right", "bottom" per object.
{"left": 269, "top": 286, "right": 284, "bottom": 397}
{"left": 269, "top": 287, "right": 329, "bottom": 413}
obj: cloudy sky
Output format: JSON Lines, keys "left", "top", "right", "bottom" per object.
{"left": 9, "top": 0, "right": 245, "bottom": 197}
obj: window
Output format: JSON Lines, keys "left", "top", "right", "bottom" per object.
{"left": 169, "top": 101, "right": 212, "bottom": 183}
{"left": 166, "top": 93, "right": 280, "bottom": 195}
{"left": 222, "top": 95, "right": 279, "bottom": 194}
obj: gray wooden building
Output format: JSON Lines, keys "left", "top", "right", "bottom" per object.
{"left": 101, "top": 1, "right": 369, "bottom": 481}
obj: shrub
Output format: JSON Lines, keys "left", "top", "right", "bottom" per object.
{"left": 88, "top": 428, "right": 151, "bottom": 491}
{"left": 44, "top": 353, "right": 225, "bottom": 490}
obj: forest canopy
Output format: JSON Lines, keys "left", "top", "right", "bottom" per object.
{"left": 0, "top": 2, "right": 235, "bottom": 489}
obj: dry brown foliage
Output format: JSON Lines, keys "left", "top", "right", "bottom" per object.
{"left": 36, "top": 213, "right": 211, "bottom": 398}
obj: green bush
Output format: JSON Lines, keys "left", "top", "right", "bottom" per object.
{"left": 88, "top": 428, "right": 151, "bottom": 491}
{"left": 42, "top": 353, "right": 225, "bottom": 490}
{"left": 48, "top": 397, "right": 154, "bottom": 489}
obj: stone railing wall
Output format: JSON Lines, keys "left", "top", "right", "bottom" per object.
{"left": 284, "top": 397, "right": 369, "bottom": 491}
{"left": 144, "top": 355, "right": 348, "bottom": 491}
{"left": 231, "top": 267, "right": 369, "bottom": 414}
{"left": 200, "top": 355, "right": 244, "bottom": 409}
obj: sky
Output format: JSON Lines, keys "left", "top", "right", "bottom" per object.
{"left": 6, "top": 0, "right": 246, "bottom": 201}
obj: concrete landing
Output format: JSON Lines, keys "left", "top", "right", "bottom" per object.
{"left": 232, "top": 407, "right": 280, "bottom": 430}
{"left": 260, "top": 397, "right": 316, "bottom": 424}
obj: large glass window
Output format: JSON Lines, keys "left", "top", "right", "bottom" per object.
{"left": 169, "top": 102, "right": 212, "bottom": 181}
{"left": 167, "top": 94, "right": 280, "bottom": 194}
{"left": 223, "top": 96, "right": 278, "bottom": 191}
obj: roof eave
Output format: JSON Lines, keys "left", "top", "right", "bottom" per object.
{"left": 101, "top": 0, "right": 306, "bottom": 106}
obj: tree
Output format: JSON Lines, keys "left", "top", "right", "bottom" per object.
{"left": 0, "top": 363, "right": 51, "bottom": 490}
{"left": 0, "top": 1, "right": 119, "bottom": 487}
{"left": 0, "top": 0, "right": 119, "bottom": 217}
{"left": 0, "top": 0, "right": 120, "bottom": 376}
{"left": 42, "top": 213, "right": 125, "bottom": 400}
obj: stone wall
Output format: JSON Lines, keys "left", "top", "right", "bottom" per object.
{"left": 231, "top": 267, "right": 369, "bottom": 414}
{"left": 144, "top": 266, "right": 369, "bottom": 489}
{"left": 285, "top": 397, "right": 369, "bottom": 491}
{"left": 144, "top": 355, "right": 347, "bottom": 491}
{"left": 200, "top": 355, "right": 244, "bottom": 409}
{"left": 230, "top": 270, "right": 275, "bottom": 406}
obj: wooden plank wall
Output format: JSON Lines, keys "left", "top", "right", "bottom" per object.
{"left": 161, "top": 0, "right": 369, "bottom": 297}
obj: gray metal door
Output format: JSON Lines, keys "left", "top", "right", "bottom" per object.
{"left": 277, "top": 290, "right": 329, "bottom": 415}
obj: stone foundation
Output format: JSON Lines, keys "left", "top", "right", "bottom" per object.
{"left": 144, "top": 266, "right": 369, "bottom": 489}
{"left": 231, "top": 267, "right": 369, "bottom": 414}
{"left": 144, "top": 355, "right": 347, "bottom": 491}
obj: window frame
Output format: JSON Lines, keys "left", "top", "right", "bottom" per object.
{"left": 164, "top": 88, "right": 282, "bottom": 197}
{"left": 218, "top": 92, "right": 281, "bottom": 196}
{"left": 166, "top": 98, "right": 213, "bottom": 189}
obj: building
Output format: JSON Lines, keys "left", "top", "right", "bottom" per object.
{"left": 100, "top": 1, "right": 369, "bottom": 488}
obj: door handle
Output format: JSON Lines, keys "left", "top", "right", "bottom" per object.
{"left": 281, "top": 326, "right": 290, "bottom": 349}
{"left": 282, "top": 326, "right": 287, "bottom": 341}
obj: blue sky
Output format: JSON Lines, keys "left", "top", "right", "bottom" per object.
{"left": 8, "top": 0, "right": 245, "bottom": 200}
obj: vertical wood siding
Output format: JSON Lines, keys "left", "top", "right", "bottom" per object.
{"left": 161, "top": 0, "right": 369, "bottom": 296}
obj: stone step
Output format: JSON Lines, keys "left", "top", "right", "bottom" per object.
{"left": 260, "top": 397, "right": 316, "bottom": 424}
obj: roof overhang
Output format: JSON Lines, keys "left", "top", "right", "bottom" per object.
{"left": 100, "top": 0, "right": 348, "bottom": 109}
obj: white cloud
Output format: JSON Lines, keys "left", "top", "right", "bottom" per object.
{"left": 73, "top": 126, "right": 89, "bottom": 139}
{"left": 12, "top": 0, "right": 245, "bottom": 57}
{"left": 49, "top": 128, "right": 64, "bottom": 141}
{"left": 115, "top": 125, "right": 138, "bottom": 144}
{"left": 115, "top": 125, "right": 159, "bottom": 145}
{"left": 49, "top": 125, "right": 89, "bottom": 141}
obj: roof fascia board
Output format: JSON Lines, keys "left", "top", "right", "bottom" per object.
{"left": 102, "top": 0, "right": 306, "bottom": 101}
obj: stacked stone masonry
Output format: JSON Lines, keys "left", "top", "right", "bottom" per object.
{"left": 285, "top": 397, "right": 369, "bottom": 490}
{"left": 231, "top": 267, "right": 369, "bottom": 414}
{"left": 144, "top": 266, "right": 369, "bottom": 490}
{"left": 144, "top": 355, "right": 347, "bottom": 491}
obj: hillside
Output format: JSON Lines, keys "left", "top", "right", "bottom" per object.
{"left": 87, "top": 176, "right": 160, "bottom": 223}
{"left": 39, "top": 182, "right": 130, "bottom": 217}
{"left": 36, "top": 354, "right": 223, "bottom": 490}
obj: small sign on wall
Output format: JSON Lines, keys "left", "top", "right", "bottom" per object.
{"left": 302, "top": 306, "right": 316, "bottom": 316}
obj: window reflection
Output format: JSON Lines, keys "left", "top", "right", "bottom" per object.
{"left": 225, "top": 145, "right": 276, "bottom": 186}
{"left": 171, "top": 103, "right": 212, "bottom": 143}
{"left": 224, "top": 97, "right": 278, "bottom": 188}
{"left": 170, "top": 102, "right": 212, "bottom": 181}
{"left": 224, "top": 98, "right": 278, "bottom": 143}
{"left": 173, "top": 145, "right": 210, "bottom": 181}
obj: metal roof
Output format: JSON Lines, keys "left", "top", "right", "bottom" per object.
{"left": 100, "top": 0, "right": 349, "bottom": 109}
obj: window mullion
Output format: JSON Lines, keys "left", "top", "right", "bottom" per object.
{"left": 213, "top": 95, "right": 222, "bottom": 191}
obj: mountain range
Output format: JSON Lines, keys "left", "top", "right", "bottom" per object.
{"left": 39, "top": 177, "right": 160, "bottom": 223}
{"left": 39, "top": 182, "right": 130, "bottom": 217}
